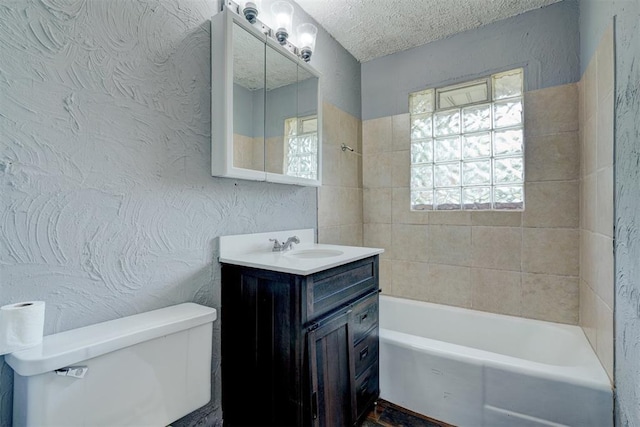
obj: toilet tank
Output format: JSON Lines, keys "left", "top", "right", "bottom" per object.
{"left": 5, "top": 303, "right": 217, "bottom": 427}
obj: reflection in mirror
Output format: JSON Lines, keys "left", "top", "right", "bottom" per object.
{"left": 288, "top": 66, "right": 319, "bottom": 180}
{"left": 232, "top": 23, "right": 265, "bottom": 171}
{"left": 264, "top": 49, "right": 319, "bottom": 180}
{"left": 265, "top": 47, "right": 298, "bottom": 175}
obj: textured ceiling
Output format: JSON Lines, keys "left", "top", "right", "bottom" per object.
{"left": 295, "top": 0, "right": 563, "bottom": 63}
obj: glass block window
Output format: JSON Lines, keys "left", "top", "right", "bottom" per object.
{"left": 284, "top": 116, "right": 318, "bottom": 180}
{"left": 410, "top": 68, "right": 524, "bottom": 211}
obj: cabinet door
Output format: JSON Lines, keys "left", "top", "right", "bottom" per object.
{"left": 231, "top": 21, "right": 265, "bottom": 173}
{"left": 211, "top": 11, "right": 267, "bottom": 181}
{"left": 307, "top": 310, "right": 356, "bottom": 427}
{"left": 222, "top": 266, "right": 304, "bottom": 426}
{"left": 264, "top": 46, "right": 297, "bottom": 176}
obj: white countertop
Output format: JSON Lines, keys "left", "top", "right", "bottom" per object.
{"left": 219, "top": 229, "right": 384, "bottom": 275}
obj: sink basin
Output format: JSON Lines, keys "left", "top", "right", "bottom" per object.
{"left": 286, "top": 249, "right": 345, "bottom": 259}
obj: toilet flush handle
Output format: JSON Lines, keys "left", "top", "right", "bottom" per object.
{"left": 55, "top": 366, "right": 88, "bottom": 379}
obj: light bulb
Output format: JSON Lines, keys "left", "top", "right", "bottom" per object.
{"left": 297, "top": 23, "right": 317, "bottom": 62}
{"left": 271, "top": 1, "right": 293, "bottom": 44}
{"left": 242, "top": 0, "right": 262, "bottom": 24}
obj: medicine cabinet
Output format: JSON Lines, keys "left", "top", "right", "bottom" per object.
{"left": 211, "top": 8, "right": 322, "bottom": 186}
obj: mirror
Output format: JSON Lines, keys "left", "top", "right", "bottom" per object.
{"left": 232, "top": 22, "right": 265, "bottom": 172}
{"left": 264, "top": 49, "right": 320, "bottom": 181}
{"left": 292, "top": 66, "right": 319, "bottom": 180}
{"left": 211, "top": 10, "right": 321, "bottom": 185}
{"left": 264, "top": 47, "right": 298, "bottom": 175}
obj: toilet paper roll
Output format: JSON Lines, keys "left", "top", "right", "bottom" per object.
{"left": 0, "top": 301, "right": 45, "bottom": 355}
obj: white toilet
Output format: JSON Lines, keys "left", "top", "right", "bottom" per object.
{"left": 4, "top": 302, "right": 217, "bottom": 426}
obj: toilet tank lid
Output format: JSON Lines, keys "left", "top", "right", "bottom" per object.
{"left": 4, "top": 303, "right": 217, "bottom": 377}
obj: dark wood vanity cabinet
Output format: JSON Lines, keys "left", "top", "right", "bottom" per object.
{"left": 221, "top": 255, "right": 380, "bottom": 427}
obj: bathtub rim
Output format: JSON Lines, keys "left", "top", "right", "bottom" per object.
{"left": 379, "top": 295, "right": 612, "bottom": 393}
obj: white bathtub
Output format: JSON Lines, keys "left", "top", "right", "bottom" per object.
{"left": 379, "top": 295, "right": 613, "bottom": 427}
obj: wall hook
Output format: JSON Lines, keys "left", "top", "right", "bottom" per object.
{"left": 341, "top": 143, "right": 354, "bottom": 152}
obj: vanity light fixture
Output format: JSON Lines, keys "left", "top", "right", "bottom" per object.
{"left": 241, "top": 0, "right": 261, "bottom": 23}
{"left": 221, "top": 0, "right": 318, "bottom": 63}
{"left": 271, "top": 1, "right": 294, "bottom": 45}
{"left": 297, "top": 23, "right": 317, "bottom": 62}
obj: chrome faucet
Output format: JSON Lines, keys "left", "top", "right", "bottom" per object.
{"left": 269, "top": 235, "right": 300, "bottom": 252}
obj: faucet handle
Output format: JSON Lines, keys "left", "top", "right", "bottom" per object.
{"left": 269, "top": 238, "right": 282, "bottom": 251}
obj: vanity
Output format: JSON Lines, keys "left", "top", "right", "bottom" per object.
{"left": 219, "top": 229, "right": 383, "bottom": 426}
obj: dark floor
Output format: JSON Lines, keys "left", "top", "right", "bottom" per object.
{"left": 360, "top": 400, "right": 452, "bottom": 427}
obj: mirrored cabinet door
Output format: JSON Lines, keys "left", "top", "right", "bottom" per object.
{"left": 293, "top": 65, "right": 319, "bottom": 181}
{"left": 232, "top": 22, "right": 265, "bottom": 172}
{"left": 264, "top": 55, "right": 321, "bottom": 184}
{"left": 265, "top": 46, "right": 298, "bottom": 176}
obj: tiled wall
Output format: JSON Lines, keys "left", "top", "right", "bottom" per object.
{"left": 232, "top": 136, "right": 286, "bottom": 173}
{"left": 318, "top": 102, "right": 363, "bottom": 246}
{"left": 265, "top": 136, "right": 285, "bottom": 174}
{"left": 362, "top": 83, "right": 581, "bottom": 324}
{"left": 233, "top": 134, "right": 264, "bottom": 171}
{"left": 579, "top": 24, "right": 614, "bottom": 381}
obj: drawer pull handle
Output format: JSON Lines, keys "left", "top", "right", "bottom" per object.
{"left": 360, "top": 313, "right": 368, "bottom": 323}
{"left": 359, "top": 378, "right": 369, "bottom": 393}
{"left": 360, "top": 346, "right": 369, "bottom": 360}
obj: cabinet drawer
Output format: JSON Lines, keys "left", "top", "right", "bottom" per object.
{"left": 309, "top": 257, "right": 377, "bottom": 320}
{"left": 352, "top": 292, "right": 378, "bottom": 344}
{"left": 354, "top": 331, "right": 379, "bottom": 377}
{"left": 355, "top": 365, "right": 379, "bottom": 419}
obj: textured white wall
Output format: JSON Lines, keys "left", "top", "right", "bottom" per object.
{"left": 0, "top": 1, "right": 318, "bottom": 425}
